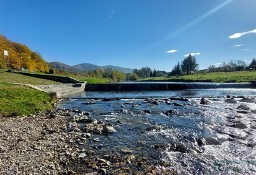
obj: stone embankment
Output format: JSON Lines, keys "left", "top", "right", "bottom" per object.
{"left": 13, "top": 71, "right": 86, "bottom": 98}
{"left": 36, "top": 83, "right": 86, "bottom": 98}
{"left": 14, "top": 72, "right": 81, "bottom": 84}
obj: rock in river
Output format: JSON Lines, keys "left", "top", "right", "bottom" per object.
{"left": 102, "top": 125, "right": 116, "bottom": 134}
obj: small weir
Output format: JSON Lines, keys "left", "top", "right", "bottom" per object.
{"left": 85, "top": 82, "right": 255, "bottom": 91}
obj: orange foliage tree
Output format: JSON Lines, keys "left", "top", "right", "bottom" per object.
{"left": 0, "top": 35, "right": 49, "bottom": 72}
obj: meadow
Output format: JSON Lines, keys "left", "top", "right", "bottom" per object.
{"left": 0, "top": 70, "right": 59, "bottom": 116}
{"left": 140, "top": 71, "right": 256, "bottom": 82}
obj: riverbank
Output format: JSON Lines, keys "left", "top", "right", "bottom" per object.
{"left": 0, "top": 71, "right": 60, "bottom": 116}
{"left": 0, "top": 109, "right": 163, "bottom": 174}
{"left": 140, "top": 71, "right": 256, "bottom": 83}
{"left": 0, "top": 71, "right": 86, "bottom": 116}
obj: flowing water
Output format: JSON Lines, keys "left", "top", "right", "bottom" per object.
{"left": 57, "top": 88, "right": 256, "bottom": 174}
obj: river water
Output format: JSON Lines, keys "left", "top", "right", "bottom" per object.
{"left": 57, "top": 88, "right": 256, "bottom": 174}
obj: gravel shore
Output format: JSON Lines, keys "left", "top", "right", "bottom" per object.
{"left": 0, "top": 109, "right": 163, "bottom": 175}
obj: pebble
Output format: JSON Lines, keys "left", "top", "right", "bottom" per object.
{"left": 121, "top": 147, "right": 133, "bottom": 154}
{"left": 78, "top": 153, "right": 86, "bottom": 158}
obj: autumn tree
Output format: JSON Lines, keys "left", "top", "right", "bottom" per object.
{"left": 0, "top": 35, "right": 49, "bottom": 72}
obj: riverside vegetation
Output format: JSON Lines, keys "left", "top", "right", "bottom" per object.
{"left": 140, "top": 71, "right": 256, "bottom": 83}
{"left": 0, "top": 70, "right": 59, "bottom": 116}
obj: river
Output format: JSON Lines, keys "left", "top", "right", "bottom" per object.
{"left": 57, "top": 88, "right": 256, "bottom": 174}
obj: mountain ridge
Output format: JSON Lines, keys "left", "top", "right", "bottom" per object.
{"left": 49, "top": 62, "right": 133, "bottom": 73}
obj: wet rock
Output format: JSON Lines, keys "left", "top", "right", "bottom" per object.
{"left": 76, "top": 116, "right": 93, "bottom": 123}
{"left": 165, "top": 100, "right": 171, "bottom": 105}
{"left": 170, "top": 97, "right": 189, "bottom": 101}
{"left": 200, "top": 98, "right": 210, "bottom": 105}
{"left": 102, "top": 125, "right": 116, "bottom": 134}
{"left": 100, "top": 168, "right": 107, "bottom": 174}
{"left": 153, "top": 144, "right": 168, "bottom": 150}
{"left": 169, "top": 143, "right": 190, "bottom": 153}
{"left": 121, "top": 147, "right": 133, "bottom": 154}
{"left": 197, "top": 138, "right": 207, "bottom": 147}
{"left": 237, "top": 110, "right": 249, "bottom": 114}
{"left": 144, "top": 110, "right": 151, "bottom": 114}
{"left": 204, "top": 137, "right": 221, "bottom": 145}
{"left": 237, "top": 104, "right": 250, "bottom": 111}
{"left": 164, "top": 110, "right": 174, "bottom": 116}
{"left": 72, "top": 108, "right": 82, "bottom": 113}
{"left": 92, "top": 138, "right": 100, "bottom": 142}
{"left": 151, "top": 100, "right": 159, "bottom": 105}
{"left": 78, "top": 153, "right": 86, "bottom": 158}
{"left": 251, "top": 110, "right": 256, "bottom": 114}
{"left": 173, "top": 102, "right": 183, "bottom": 107}
{"left": 229, "top": 121, "right": 247, "bottom": 129}
{"left": 86, "top": 133, "right": 92, "bottom": 138}
{"left": 225, "top": 98, "right": 237, "bottom": 103}
{"left": 116, "top": 120, "right": 122, "bottom": 124}
{"left": 98, "top": 158, "right": 111, "bottom": 166}
{"left": 239, "top": 97, "right": 255, "bottom": 103}
{"left": 102, "top": 98, "right": 112, "bottom": 101}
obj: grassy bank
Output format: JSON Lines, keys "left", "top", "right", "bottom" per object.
{"left": 0, "top": 71, "right": 59, "bottom": 116}
{"left": 71, "top": 76, "right": 110, "bottom": 84}
{"left": 140, "top": 71, "right": 256, "bottom": 83}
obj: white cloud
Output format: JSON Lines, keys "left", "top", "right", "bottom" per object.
{"left": 165, "top": 50, "right": 177, "bottom": 54}
{"left": 232, "top": 44, "right": 243, "bottom": 47}
{"left": 184, "top": 52, "right": 201, "bottom": 57}
{"left": 229, "top": 28, "right": 256, "bottom": 39}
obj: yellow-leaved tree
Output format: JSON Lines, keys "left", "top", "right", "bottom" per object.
{"left": 0, "top": 35, "right": 49, "bottom": 72}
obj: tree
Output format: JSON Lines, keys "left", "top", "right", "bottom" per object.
{"left": 133, "top": 67, "right": 152, "bottom": 78}
{"left": 170, "top": 62, "right": 182, "bottom": 76}
{"left": 126, "top": 73, "right": 138, "bottom": 81}
{"left": 181, "top": 54, "right": 198, "bottom": 75}
{"left": 111, "top": 70, "right": 126, "bottom": 82}
{"left": 152, "top": 69, "right": 157, "bottom": 77}
{"left": 249, "top": 58, "right": 256, "bottom": 70}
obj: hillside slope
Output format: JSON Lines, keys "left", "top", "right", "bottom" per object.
{"left": 0, "top": 35, "right": 48, "bottom": 72}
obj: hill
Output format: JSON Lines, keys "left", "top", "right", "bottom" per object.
{"left": 72, "top": 63, "right": 99, "bottom": 71}
{"left": 49, "top": 62, "right": 76, "bottom": 72}
{"left": 0, "top": 35, "right": 49, "bottom": 72}
{"left": 49, "top": 62, "right": 133, "bottom": 73}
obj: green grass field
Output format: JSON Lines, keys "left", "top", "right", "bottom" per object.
{"left": 71, "top": 76, "right": 110, "bottom": 84}
{"left": 0, "top": 71, "right": 59, "bottom": 116}
{"left": 140, "top": 71, "right": 256, "bottom": 83}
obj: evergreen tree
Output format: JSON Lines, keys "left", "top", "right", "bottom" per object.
{"left": 249, "top": 58, "right": 256, "bottom": 70}
{"left": 170, "top": 62, "right": 182, "bottom": 76}
{"left": 181, "top": 54, "right": 198, "bottom": 75}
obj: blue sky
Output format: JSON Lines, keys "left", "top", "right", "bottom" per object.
{"left": 0, "top": 0, "right": 255, "bottom": 71}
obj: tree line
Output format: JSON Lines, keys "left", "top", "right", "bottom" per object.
{"left": 208, "top": 59, "right": 256, "bottom": 72}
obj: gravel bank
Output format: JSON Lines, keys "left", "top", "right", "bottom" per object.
{"left": 0, "top": 109, "right": 163, "bottom": 174}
